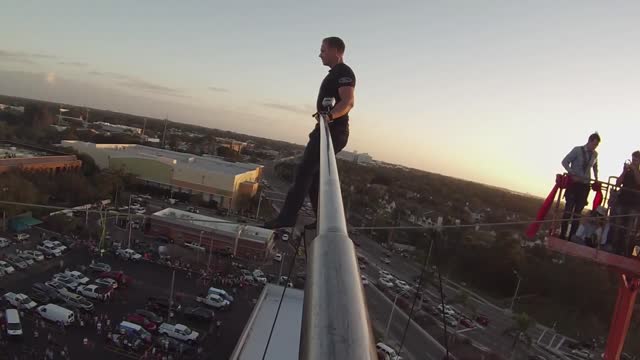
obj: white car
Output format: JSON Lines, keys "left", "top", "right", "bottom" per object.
{"left": 37, "top": 243, "right": 62, "bottom": 257}
{"left": 21, "top": 250, "right": 44, "bottom": 261}
{"left": 436, "top": 304, "right": 456, "bottom": 316}
{"left": 95, "top": 278, "right": 118, "bottom": 289}
{"left": 240, "top": 269, "right": 254, "bottom": 282}
{"left": 379, "top": 270, "right": 393, "bottom": 279}
{"left": 281, "top": 233, "right": 289, "bottom": 241}
{"left": 0, "top": 237, "right": 9, "bottom": 248}
{"left": 361, "top": 275, "right": 369, "bottom": 286}
{"left": 379, "top": 278, "right": 395, "bottom": 288}
{"left": 395, "top": 280, "right": 411, "bottom": 292}
{"left": 381, "top": 257, "right": 392, "bottom": 264}
{"left": 116, "top": 248, "right": 142, "bottom": 261}
{"left": 64, "top": 270, "right": 90, "bottom": 285}
{"left": 49, "top": 241, "right": 67, "bottom": 252}
{"left": 52, "top": 274, "right": 81, "bottom": 291}
{"left": 14, "top": 233, "right": 30, "bottom": 241}
{"left": 4, "top": 292, "right": 37, "bottom": 310}
{"left": 76, "top": 284, "right": 111, "bottom": 301}
{"left": 273, "top": 253, "right": 283, "bottom": 262}
{"left": 0, "top": 260, "right": 17, "bottom": 274}
{"left": 252, "top": 269, "right": 267, "bottom": 284}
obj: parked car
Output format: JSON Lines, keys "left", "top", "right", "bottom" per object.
{"left": 0, "top": 261, "right": 15, "bottom": 274}
{"left": 181, "top": 307, "right": 215, "bottom": 322}
{"left": 98, "top": 271, "right": 130, "bottom": 286}
{"left": 273, "top": 253, "right": 283, "bottom": 262}
{"left": 361, "top": 275, "right": 370, "bottom": 286}
{"left": 381, "top": 257, "right": 392, "bottom": 265}
{"left": 0, "top": 237, "right": 9, "bottom": 248}
{"left": 154, "top": 336, "right": 196, "bottom": 355}
{"left": 37, "top": 243, "right": 61, "bottom": 257}
{"left": 240, "top": 269, "right": 254, "bottom": 282}
{"left": 379, "top": 278, "right": 394, "bottom": 288}
{"left": 58, "top": 291, "right": 94, "bottom": 312}
{"left": 126, "top": 313, "right": 158, "bottom": 332}
{"left": 76, "top": 284, "right": 112, "bottom": 301}
{"left": 20, "top": 250, "right": 44, "bottom": 261}
{"left": 95, "top": 277, "right": 118, "bottom": 289}
{"left": 395, "top": 280, "right": 411, "bottom": 292}
{"left": 135, "top": 309, "right": 163, "bottom": 324}
{"left": 158, "top": 323, "right": 199, "bottom": 344}
{"left": 52, "top": 274, "right": 81, "bottom": 291}
{"left": 88, "top": 262, "right": 112, "bottom": 273}
{"left": 15, "top": 253, "right": 34, "bottom": 265}
{"left": 44, "top": 280, "right": 69, "bottom": 294}
{"left": 146, "top": 297, "right": 181, "bottom": 313}
{"left": 187, "top": 207, "right": 200, "bottom": 214}
{"left": 33, "top": 282, "right": 61, "bottom": 300}
{"left": 3, "top": 292, "right": 37, "bottom": 310}
{"left": 252, "top": 269, "right": 267, "bottom": 284}
{"left": 459, "top": 318, "right": 474, "bottom": 328}
{"left": 195, "top": 294, "right": 230, "bottom": 310}
{"left": 64, "top": 270, "right": 90, "bottom": 285}
{"left": 28, "top": 291, "right": 51, "bottom": 304}
{"left": 6, "top": 255, "right": 28, "bottom": 269}
{"left": 116, "top": 248, "right": 142, "bottom": 261}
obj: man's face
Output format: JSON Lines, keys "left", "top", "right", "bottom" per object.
{"left": 632, "top": 153, "right": 640, "bottom": 166}
{"left": 319, "top": 42, "right": 338, "bottom": 66}
{"left": 586, "top": 139, "right": 600, "bottom": 151}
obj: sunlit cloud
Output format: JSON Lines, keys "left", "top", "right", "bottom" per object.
{"left": 58, "top": 61, "right": 88, "bottom": 67}
{"left": 208, "top": 86, "right": 229, "bottom": 93}
{"left": 261, "top": 102, "right": 315, "bottom": 115}
{"left": 88, "top": 70, "right": 188, "bottom": 98}
{"left": 46, "top": 72, "right": 56, "bottom": 84}
{"left": 0, "top": 49, "right": 56, "bottom": 64}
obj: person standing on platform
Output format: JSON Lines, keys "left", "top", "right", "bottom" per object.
{"left": 263, "top": 36, "right": 356, "bottom": 230}
{"left": 559, "top": 132, "right": 600, "bottom": 240}
{"left": 611, "top": 151, "right": 640, "bottom": 255}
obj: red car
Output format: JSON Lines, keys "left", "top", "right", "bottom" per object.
{"left": 126, "top": 313, "right": 158, "bottom": 332}
{"left": 98, "top": 271, "right": 131, "bottom": 286}
{"left": 475, "top": 315, "right": 489, "bottom": 327}
{"left": 459, "top": 318, "right": 474, "bottom": 328}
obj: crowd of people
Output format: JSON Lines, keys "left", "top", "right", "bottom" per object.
{"left": 559, "top": 132, "right": 640, "bottom": 256}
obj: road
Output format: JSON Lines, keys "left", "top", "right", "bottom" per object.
{"left": 365, "top": 283, "right": 448, "bottom": 360}
{"left": 261, "top": 159, "right": 577, "bottom": 359}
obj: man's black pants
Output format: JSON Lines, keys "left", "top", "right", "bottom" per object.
{"left": 276, "top": 122, "right": 349, "bottom": 225}
{"left": 560, "top": 182, "right": 590, "bottom": 240}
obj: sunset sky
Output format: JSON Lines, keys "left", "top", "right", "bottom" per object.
{"left": 1, "top": 0, "right": 639, "bottom": 197}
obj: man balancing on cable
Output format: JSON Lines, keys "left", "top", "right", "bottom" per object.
{"left": 263, "top": 36, "right": 356, "bottom": 230}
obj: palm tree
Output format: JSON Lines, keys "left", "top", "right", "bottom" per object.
{"left": 503, "top": 312, "right": 534, "bottom": 359}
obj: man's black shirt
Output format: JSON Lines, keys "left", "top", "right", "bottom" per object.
{"left": 316, "top": 63, "right": 356, "bottom": 124}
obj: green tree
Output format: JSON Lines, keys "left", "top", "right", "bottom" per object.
{"left": 503, "top": 312, "right": 534, "bottom": 358}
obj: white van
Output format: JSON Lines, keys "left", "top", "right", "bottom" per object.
{"left": 208, "top": 287, "right": 234, "bottom": 302}
{"left": 5, "top": 309, "right": 22, "bottom": 336}
{"left": 36, "top": 304, "right": 75, "bottom": 326}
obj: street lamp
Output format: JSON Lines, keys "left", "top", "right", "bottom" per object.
{"left": 509, "top": 270, "right": 522, "bottom": 312}
{"left": 384, "top": 287, "right": 410, "bottom": 342}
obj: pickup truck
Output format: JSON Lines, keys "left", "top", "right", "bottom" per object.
{"left": 116, "top": 248, "right": 142, "bottom": 261}
{"left": 4, "top": 292, "right": 38, "bottom": 310}
{"left": 157, "top": 323, "right": 199, "bottom": 344}
{"left": 195, "top": 294, "right": 230, "bottom": 310}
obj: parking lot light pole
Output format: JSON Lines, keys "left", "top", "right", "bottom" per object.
{"left": 168, "top": 270, "right": 176, "bottom": 323}
{"left": 384, "top": 288, "right": 409, "bottom": 342}
{"left": 509, "top": 270, "right": 522, "bottom": 312}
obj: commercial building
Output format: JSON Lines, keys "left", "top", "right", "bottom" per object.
{"left": 146, "top": 208, "right": 275, "bottom": 261}
{"left": 230, "top": 284, "right": 303, "bottom": 360}
{"left": 93, "top": 121, "right": 142, "bottom": 135}
{"left": 337, "top": 150, "right": 373, "bottom": 164}
{"left": 61, "top": 140, "right": 262, "bottom": 210}
{"left": 0, "top": 142, "right": 81, "bottom": 174}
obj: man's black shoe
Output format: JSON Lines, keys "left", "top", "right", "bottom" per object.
{"left": 304, "top": 221, "right": 317, "bottom": 230}
{"left": 262, "top": 218, "right": 295, "bottom": 230}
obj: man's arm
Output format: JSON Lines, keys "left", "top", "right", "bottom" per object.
{"left": 592, "top": 156, "right": 599, "bottom": 181}
{"left": 561, "top": 147, "right": 578, "bottom": 175}
{"left": 329, "top": 86, "right": 355, "bottom": 120}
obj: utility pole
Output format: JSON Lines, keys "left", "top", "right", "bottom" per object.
{"left": 277, "top": 254, "right": 285, "bottom": 283}
{"left": 127, "top": 194, "right": 133, "bottom": 249}
{"left": 161, "top": 116, "right": 168, "bottom": 148}
{"left": 255, "top": 192, "right": 263, "bottom": 219}
{"left": 509, "top": 270, "right": 522, "bottom": 312}
{"left": 168, "top": 270, "right": 176, "bottom": 323}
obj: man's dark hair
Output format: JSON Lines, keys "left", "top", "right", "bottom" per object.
{"left": 588, "top": 132, "right": 601, "bottom": 143}
{"left": 323, "top": 37, "right": 346, "bottom": 54}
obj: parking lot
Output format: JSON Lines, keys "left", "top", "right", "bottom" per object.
{"left": 0, "top": 233, "right": 265, "bottom": 360}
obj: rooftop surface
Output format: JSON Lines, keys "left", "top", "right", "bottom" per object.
{"left": 230, "top": 284, "right": 303, "bottom": 360}
{"left": 63, "top": 140, "right": 262, "bottom": 176}
{"left": 0, "top": 142, "right": 57, "bottom": 158}
{"left": 151, "top": 208, "right": 274, "bottom": 243}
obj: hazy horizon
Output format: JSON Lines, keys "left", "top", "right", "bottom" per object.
{"left": 2, "top": 1, "right": 639, "bottom": 197}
